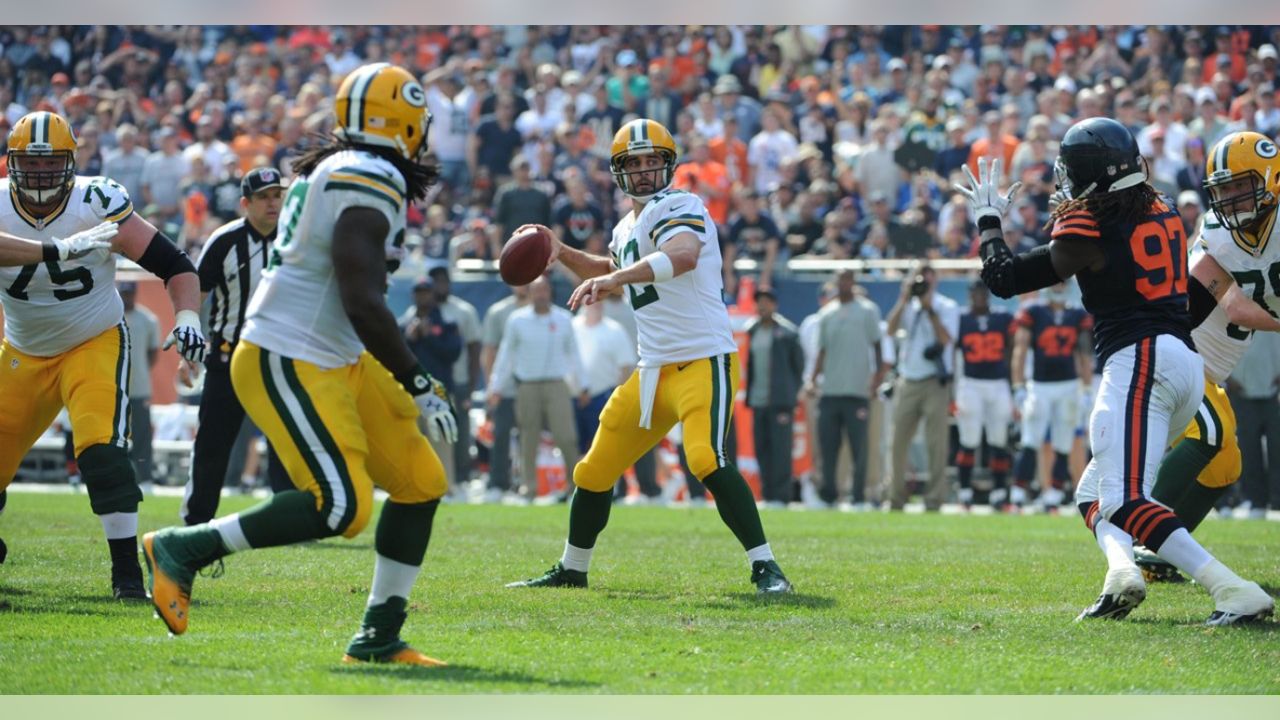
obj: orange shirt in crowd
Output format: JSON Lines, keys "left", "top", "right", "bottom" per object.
{"left": 708, "top": 134, "right": 750, "bottom": 189}
{"left": 672, "top": 160, "right": 731, "bottom": 226}
{"left": 967, "top": 135, "right": 1020, "bottom": 177}
{"left": 231, "top": 133, "right": 279, "bottom": 174}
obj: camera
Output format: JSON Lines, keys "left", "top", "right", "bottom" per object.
{"left": 910, "top": 276, "right": 929, "bottom": 298}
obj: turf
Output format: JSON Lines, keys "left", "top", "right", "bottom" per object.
{"left": 0, "top": 491, "right": 1277, "bottom": 694}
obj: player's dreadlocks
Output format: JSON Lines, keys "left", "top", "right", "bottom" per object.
{"left": 1046, "top": 182, "right": 1165, "bottom": 231}
{"left": 291, "top": 132, "right": 439, "bottom": 202}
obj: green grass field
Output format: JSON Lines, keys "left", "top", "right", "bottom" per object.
{"left": 1, "top": 491, "right": 1277, "bottom": 694}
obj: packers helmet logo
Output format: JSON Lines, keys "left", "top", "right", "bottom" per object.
{"left": 401, "top": 81, "right": 426, "bottom": 108}
{"left": 1256, "top": 138, "right": 1277, "bottom": 159}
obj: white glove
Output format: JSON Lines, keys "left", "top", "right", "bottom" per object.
{"left": 52, "top": 221, "right": 118, "bottom": 260}
{"left": 1048, "top": 188, "right": 1071, "bottom": 214}
{"left": 955, "top": 157, "right": 1023, "bottom": 220}
{"left": 1013, "top": 385, "right": 1028, "bottom": 415}
{"left": 403, "top": 369, "right": 458, "bottom": 444}
{"left": 162, "top": 309, "right": 207, "bottom": 363}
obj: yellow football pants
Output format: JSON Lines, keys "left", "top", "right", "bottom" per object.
{"left": 1171, "top": 375, "right": 1241, "bottom": 489}
{"left": 231, "top": 341, "right": 447, "bottom": 538}
{"left": 575, "top": 352, "right": 739, "bottom": 492}
{"left": 0, "top": 323, "right": 130, "bottom": 490}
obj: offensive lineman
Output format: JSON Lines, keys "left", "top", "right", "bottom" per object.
{"left": 0, "top": 110, "right": 207, "bottom": 599}
{"left": 506, "top": 118, "right": 792, "bottom": 594}
{"left": 142, "top": 63, "right": 459, "bottom": 665}
{"left": 963, "top": 117, "right": 1272, "bottom": 625}
{"left": 1137, "top": 131, "right": 1280, "bottom": 581}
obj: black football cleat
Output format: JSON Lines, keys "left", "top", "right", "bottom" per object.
{"left": 751, "top": 560, "right": 793, "bottom": 595}
{"left": 505, "top": 562, "right": 588, "bottom": 588}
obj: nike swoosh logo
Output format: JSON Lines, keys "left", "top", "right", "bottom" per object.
{"left": 677, "top": 363, "right": 692, "bottom": 371}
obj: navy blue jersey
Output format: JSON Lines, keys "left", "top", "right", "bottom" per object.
{"left": 1054, "top": 200, "right": 1194, "bottom": 365}
{"left": 958, "top": 310, "right": 1014, "bottom": 380}
{"left": 1015, "top": 304, "right": 1092, "bottom": 382}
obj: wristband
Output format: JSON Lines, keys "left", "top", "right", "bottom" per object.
{"left": 395, "top": 365, "right": 432, "bottom": 396}
{"left": 42, "top": 241, "right": 59, "bottom": 262}
{"left": 646, "top": 251, "right": 675, "bottom": 282}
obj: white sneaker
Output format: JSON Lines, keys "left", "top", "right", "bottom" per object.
{"left": 957, "top": 487, "right": 974, "bottom": 506}
{"left": 1038, "top": 487, "right": 1065, "bottom": 509}
{"left": 481, "top": 488, "right": 504, "bottom": 504}
{"left": 1247, "top": 508, "right": 1267, "bottom": 520}
{"left": 989, "top": 488, "right": 1007, "bottom": 507}
{"left": 1076, "top": 566, "right": 1146, "bottom": 621}
{"left": 1008, "top": 485, "right": 1028, "bottom": 507}
{"left": 1208, "top": 579, "right": 1275, "bottom": 626}
{"left": 502, "top": 493, "right": 531, "bottom": 507}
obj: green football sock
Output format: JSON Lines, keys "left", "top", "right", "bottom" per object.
{"left": 237, "top": 490, "right": 331, "bottom": 549}
{"left": 1172, "top": 482, "right": 1229, "bottom": 532}
{"left": 701, "top": 465, "right": 767, "bottom": 551}
{"left": 567, "top": 487, "right": 613, "bottom": 550}
{"left": 1153, "top": 438, "right": 1222, "bottom": 532}
{"left": 375, "top": 500, "right": 439, "bottom": 566}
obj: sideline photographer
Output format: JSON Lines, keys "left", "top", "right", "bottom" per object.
{"left": 885, "top": 264, "right": 959, "bottom": 511}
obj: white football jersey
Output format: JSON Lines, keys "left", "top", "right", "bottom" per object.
{"left": 608, "top": 189, "right": 737, "bottom": 366}
{"left": 242, "top": 149, "right": 407, "bottom": 368}
{"left": 0, "top": 176, "right": 133, "bottom": 357}
{"left": 1191, "top": 210, "right": 1280, "bottom": 385}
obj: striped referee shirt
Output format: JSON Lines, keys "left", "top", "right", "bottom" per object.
{"left": 197, "top": 218, "right": 276, "bottom": 361}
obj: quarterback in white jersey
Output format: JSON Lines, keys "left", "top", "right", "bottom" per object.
{"left": 1142, "top": 131, "right": 1280, "bottom": 576}
{"left": 0, "top": 110, "right": 205, "bottom": 601}
{"left": 507, "top": 118, "right": 791, "bottom": 596}
{"left": 142, "top": 63, "right": 458, "bottom": 667}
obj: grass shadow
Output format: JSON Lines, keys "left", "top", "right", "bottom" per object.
{"left": 332, "top": 662, "right": 599, "bottom": 689}
{"left": 697, "top": 592, "right": 837, "bottom": 610}
{"left": 0, "top": 585, "right": 35, "bottom": 597}
{"left": 296, "top": 541, "right": 374, "bottom": 552}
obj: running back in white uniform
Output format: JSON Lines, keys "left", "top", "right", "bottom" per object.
{"left": 607, "top": 188, "right": 737, "bottom": 365}
{"left": 241, "top": 149, "right": 407, "bottom": 368}
{"left": 0, "top": 176, "right": 133, "bottom": 356}
{"left": 1191, "top": 212, "right": 1280, "bottom": 384}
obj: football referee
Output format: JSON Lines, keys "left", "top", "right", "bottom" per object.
{"left": 181, "top": 166, "right": 291, "bottom": 525}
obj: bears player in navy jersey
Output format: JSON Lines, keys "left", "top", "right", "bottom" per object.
{"left": 1010, "top": 283, "right": 1092, "bottom": 510}
{"left": 953, "top": 280, "right": 1015, "bottom": 508}
{"left": 961, "top": 117, "right": 1272, "bottom": 625}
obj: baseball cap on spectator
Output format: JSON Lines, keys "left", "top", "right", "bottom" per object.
{"left": 1054, "top": 76, "right": 1078, "bottom": 94}
{"left": 754, "top": 287, "right": 777, "bottom": 302}
{"left": 1260, "top": 44, "right": 1279, "bottom": 62}
{"left": 887, "top": 58, "right": 908, "bottom": 72}
{"left": 868, "top": 190, "right": 888, "bottom": 204}
{"left": 562, "top": 70, "right": 584, "bottom": 88}
{"left": 412, "top": 276, "right": 434, "bottom": 292}
{"left": 1177, "top": 190, "right": 1203, "bottom": 209}
{"left": 241, "top": 166, "right": 283, "bottom": 197}
{"left": 945, "top": 116, "right": 966, "bottom": 133}
{"left": 616, "top": 49, "right": 638, "bottom": 67}
{"left": 931, "top": 55, "right": 952, "bottom": 70}
{"left": 1260, "top": 83, "right": 1276, "bottom": 97}
{"left": 714, "top": 74, "right": 742, "bottom": 95}
{"left": 1195, "top": 86, "right": 1218, "bottom": 105}
{"left": 979, "top": 46, "right": 1005, "bottom": 65}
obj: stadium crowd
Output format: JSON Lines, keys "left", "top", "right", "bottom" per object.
{"left": 4, "top": 24, "right": 1280, "bottom": 514}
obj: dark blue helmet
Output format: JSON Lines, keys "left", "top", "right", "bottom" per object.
{"left": 1054, "top": 117, "right": 1146, "bottom": 199}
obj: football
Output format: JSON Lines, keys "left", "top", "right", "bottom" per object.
{"left": 499, "top": 225, "right": 553, "bottom": 286}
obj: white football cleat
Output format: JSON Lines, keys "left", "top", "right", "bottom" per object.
{"left": 1076, "top": 566, "right": 1146, "bottom": 621}
{"left": 1207, "top": 580, "right": 1275, "bottom": 626}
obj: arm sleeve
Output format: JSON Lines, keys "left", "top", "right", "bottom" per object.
{"left": 1187, "top": 274, "right": 1217, "bottom": 329}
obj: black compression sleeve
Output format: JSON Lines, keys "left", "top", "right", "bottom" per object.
{"left": 1010, "top": 244, "right": 1063, "bottom": 295}
{"left": 136, "top": 231, "right": 196, "bottom": 284}
{"left": 1187, "top": 275, "right": 1216, "bottom": 329}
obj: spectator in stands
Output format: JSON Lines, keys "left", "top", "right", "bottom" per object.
{"left": 118, "top": 282, "right": 159, "bottom": 486}
{"left": 481, "top": 283, "right": 530, "bottom": 502}
{"left": 746, "top": 287, "right": 804, "bottom": 508}
{"left": 1177, "top": 190, "right": 1203, "bottom": 238}
{"left": 140, "top": 127, "right": 188, "bottom": 231}
{"left": 470, "top": 93, "right": 523, "bottom": 189}
{"left": 748, "top": 107, "right": 799, "bottom": 195}
{"left": 101, "top": 122, "right": 146, "bottom": 202}
{"left": 495, "top": 155, "right": 552, "bottom": 242}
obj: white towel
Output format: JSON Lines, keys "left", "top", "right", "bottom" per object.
{"left": 637, "top": 364, "right": 661, "bottom": 429}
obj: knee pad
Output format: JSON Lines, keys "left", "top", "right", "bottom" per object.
{"left": 78, "top": 444, "right": 141, "bottom": 515}
{"left": 572, "top": 458, "right": 616, "bottom": 493}
{"left": 684, "top": 445, "right": 720, "bottom": 482}
{"left": 1197, "top": 444, "right": 1240, "bottom": 490}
